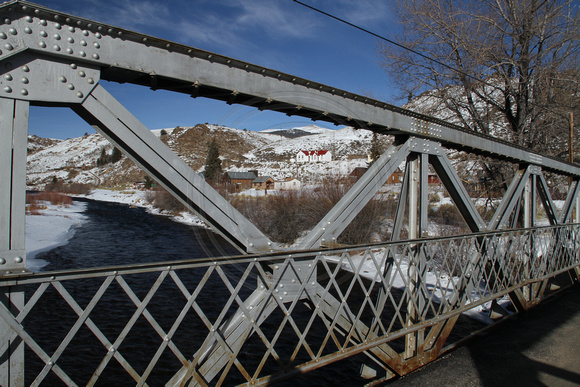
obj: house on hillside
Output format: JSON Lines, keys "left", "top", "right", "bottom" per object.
{"left": 296, "top": 150, "right": 332, "bottom": 163}
{"left": 223, "top": 171, "right": 257, "bottom": 191}
{"left": 252, "top": 176, "right": 274, "bottom": 190}
{"left": 275, "top": 178, "right": 301, "bottom": 190}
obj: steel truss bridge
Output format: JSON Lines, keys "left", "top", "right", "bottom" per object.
{"left": 1, "top": 1, "right": 579, "bottom": 385}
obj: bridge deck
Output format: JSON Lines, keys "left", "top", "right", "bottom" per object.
{"left": 392, "top": 284, "right": 580, "bottom": 386}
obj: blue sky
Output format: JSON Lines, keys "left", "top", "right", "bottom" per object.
{"left": 26, "top": 0, "right": 401, "bottom": 139}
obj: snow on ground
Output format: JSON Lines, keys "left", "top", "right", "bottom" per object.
{"left": 26, "top": 201, "right": 88, "bottom": 271}
{"left": 324, "top": 249, "right": 512, "bottom": 325}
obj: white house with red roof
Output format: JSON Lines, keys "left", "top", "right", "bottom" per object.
{"left": 296, "top": 150, "right": 332, "bottom": 163}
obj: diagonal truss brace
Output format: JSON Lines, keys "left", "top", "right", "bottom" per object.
{"left": 489, "top": 165, "right": 561, "bottom": 230}
{"left": 74, "top": 84, "right": 276, "bottom": 253}
{"left": 298, "top": 139, "right": 412, "bottom": 250}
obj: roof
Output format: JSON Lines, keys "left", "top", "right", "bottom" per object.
{"left": 299, "top": 150, "right": 329, "bottom": 156}
{"left": 253, "top": 176, "right": 273, "bottom": 183}
{"left": 226, "top": 171, "right": 256, "bottom": 180}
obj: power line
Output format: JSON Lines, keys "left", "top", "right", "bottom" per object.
{"left": 292, "top": 0, "right": 491, "bottom": 88}
{"left": 292, "top": 0, "right": 571, "bottom": 120}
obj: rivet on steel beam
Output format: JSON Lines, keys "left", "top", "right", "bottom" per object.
{"left": 35, "top": 9, "right": 40, "bottom": 14}
{"left": 87, "top": 78, "right": 95, "bottom": 84}
{"left": 78, "top": 70, "right": 86, "bottom": 77}
{"left": 4, "top": 86, "right": 12, "bottom": 93}
{"left": 40, "top": 19, "right": 47, "bottom": 26}
{"left": 66, "top": 48, "right": 73, "bottom": 54}
{"left": 24, "top": 27, "right": 32, "bottom": 34}
{"left": 48, "top": 361, "right": 53, "bottom": 366}
{"left": 93, "top": 42, "right": 100, "bottom": 49}
{"left": 95, "top": 32, "right": 102, "bottom": 38}
{"left": 0, "top": 32, "right": 6, "bottom": 40}
{"left": 21, "top": 77, "right": 28, "bottom": 84}
{"left": 76, "top": 91, "right": 83, "bottom": 98}
{"left": 54, "top": 23, "right": 62, "bottom": 30}
{"left": 92, "top": 53, "right": 100, "bottom": 60}
{"left": 4, "top": 43, "right": 13, "bottom": 50}
{"left": 82, "top": 30, "right": 88, "bottom": 36}
{"left": 4, "top": 74, "right": 12, "bottom": 81}
{"left": 0, "top": 259, "right": 5, "bottom": 265}
{"left": 68, "top": 83, "right": 74, "bottom": 90}
{"left": 19, "top": 89, "right": 27, "bottom": 96}
{"left": 22, "top": 65, "right": 29, "bottom": 72}
{"left": 9, "top": 28, "right": 17, "bottom": 35}
{"left": 80, "top": 39, "right": 87, "bottom": 46}
{"left": 15, "top": 257, "right": 23, "bottom": 263}
{"left": 25, "top": 16, "right": 32, "bottom": 23}
{"left": 53, "top": 44, "right": 60, "bottom": 51}
{"left": 79, "top": 50, "right": 86, "bottom": 57}
{"left": 67, "top": 37, "right": 74, "bottom": 43}
{"left": 4, "top": 18, "right": 11, "bottom": 24}
{"left": 40, "top": 30, "right": 47, "bottom": 37}
{"left": 107, "top": 28, "right": 113, "bottom": 34}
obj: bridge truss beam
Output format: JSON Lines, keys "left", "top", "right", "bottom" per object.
{"left": 0, "top": 1, "right": 579, "bottom": 385}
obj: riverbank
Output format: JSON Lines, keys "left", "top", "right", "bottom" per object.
{"left": 25, "top": 188, "right": 205, "bottom": 271}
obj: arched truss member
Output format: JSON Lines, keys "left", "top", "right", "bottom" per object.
{"left": 0, "top": 1, "right": 579, "bottom": 386}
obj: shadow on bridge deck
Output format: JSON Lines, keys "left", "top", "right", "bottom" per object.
{"left": 391, "top": 284, "right": 580, "bottom": 386}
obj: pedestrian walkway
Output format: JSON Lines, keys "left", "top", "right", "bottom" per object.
{"left": 391, "top": 284, "right": 580, "bottom": 386}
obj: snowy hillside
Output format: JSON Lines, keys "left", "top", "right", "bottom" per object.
{"left": 26, "top": 124, "right": 383, "bottom": 188}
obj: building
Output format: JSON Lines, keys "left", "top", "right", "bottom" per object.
{"left": 274, "top": 178, "right": 301, "bottom": 190}
{"left": 223, "top": 171, "right": 257, "bottom": 190}
{"left": 296, "top": 150, "right": 332, "bottom": 163}
{"left": 252, "top": 176, "right": 274, "bottom": 190}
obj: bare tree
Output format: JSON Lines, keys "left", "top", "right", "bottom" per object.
{"left": 380, "top": 0, "right": 580, "bottom": 157}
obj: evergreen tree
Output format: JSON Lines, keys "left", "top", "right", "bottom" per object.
{"left": 368, "top": 132, "right": 383, "bottom": 167}
{"left": 204, "top": 140, "right": 222, "bottom": 183}
{"left": 111, "top": 147, "right": 123, "bottom": 163}
{"left": 96, "top": 147, "right": 108, "bottom": 166}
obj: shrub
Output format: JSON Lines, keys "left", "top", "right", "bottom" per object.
{"left": 231, "top": 178, "right": 394, "bottom": 245}
{"left": 26, "top": 191, "right": 73, "bottom": 214}
{"left": 146, "top": 187, "right": 187, "bottom": 214}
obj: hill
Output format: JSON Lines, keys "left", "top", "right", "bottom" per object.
{"left": 26, "top": 124, "right": 382, "bottom": 189}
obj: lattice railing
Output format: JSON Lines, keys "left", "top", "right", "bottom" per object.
{"left": 1, "top": 225, "right": 579, "bottom": 386}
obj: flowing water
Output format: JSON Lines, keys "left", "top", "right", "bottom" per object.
{"left": 26, "top": 198, "right": 372, "bottom": 386}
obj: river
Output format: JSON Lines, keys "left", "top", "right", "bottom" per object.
{"left": 27, "top": 198, "right": 371, "bottom": 386}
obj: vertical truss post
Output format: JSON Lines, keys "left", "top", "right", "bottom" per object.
{"left": 0, "top": 98, "right": 28, "bottom": 272}
{"left": 0, "top": 97, "right": 28, "bottom": 386}
{"left": 523, "top": 176, "right": 536, "bottom": 301}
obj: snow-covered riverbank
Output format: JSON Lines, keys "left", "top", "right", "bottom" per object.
{"left": 25, "top": 189, "right": 205, "bottom": 271}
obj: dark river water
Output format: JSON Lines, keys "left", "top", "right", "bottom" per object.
{"left": 27, "top": 198, "right": 374, "bottom": 386}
